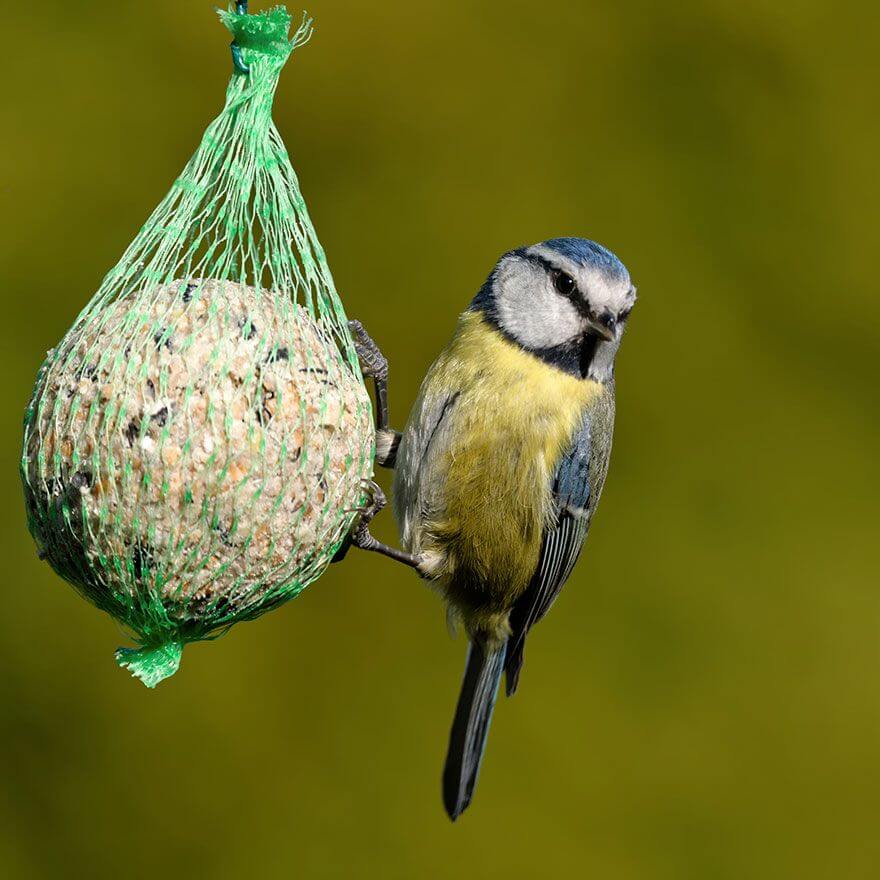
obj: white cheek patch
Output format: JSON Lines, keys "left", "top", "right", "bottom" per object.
{"left": 494, "top": 259, "right": 583, "bottom": 349}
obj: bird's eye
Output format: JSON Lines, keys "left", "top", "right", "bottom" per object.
{"left": 553, "top": 271, "right": 576, "bottom": 296}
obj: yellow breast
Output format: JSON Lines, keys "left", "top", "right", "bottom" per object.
{"left": 424, "top": 312, "right": 602, "bottom": 619}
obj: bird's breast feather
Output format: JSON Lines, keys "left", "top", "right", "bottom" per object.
{"left": 402, "top": 312, "right": 603, "bottom": 602}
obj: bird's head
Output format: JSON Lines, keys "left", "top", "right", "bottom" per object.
{"left": 471, "top": 237, "right": 636, "bottom": 380}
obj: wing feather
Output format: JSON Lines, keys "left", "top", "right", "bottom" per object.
{"left": 504, "top": 411, "right": 594, "bottom": 695}
{"left": 392, "top": 381, "right": 462, "bottom": 551}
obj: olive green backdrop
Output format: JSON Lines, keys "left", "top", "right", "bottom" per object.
{"left": 1, "top": 1, "right": 877, "bottom": 878}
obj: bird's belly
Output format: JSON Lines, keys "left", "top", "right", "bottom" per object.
{"left": 428, "top": 351, "right": 601, "bottom": 625}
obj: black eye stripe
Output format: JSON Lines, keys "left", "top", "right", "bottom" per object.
{"left": 515, "top": 250, "right": 574, "bottom": 285}
{"left": 512, "top": 250, "right": 592, "bottom": 315}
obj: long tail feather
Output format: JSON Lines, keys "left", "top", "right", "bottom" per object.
{"left": 442, "top": 640, "right": 506, "bottom": 821}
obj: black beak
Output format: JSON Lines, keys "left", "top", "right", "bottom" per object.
{"left": 586, "top": 311, "right": 616, "bottom": 342}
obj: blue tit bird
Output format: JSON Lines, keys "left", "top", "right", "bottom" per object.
{"left": 343, "top": 238, "right": 636, "bottom": 821}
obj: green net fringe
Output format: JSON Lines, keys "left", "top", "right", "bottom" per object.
{"left": 21, "top": 7, "right": 374, "bottom": 687}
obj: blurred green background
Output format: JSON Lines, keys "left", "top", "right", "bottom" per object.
{"left": 2, "top": 0, "right": 878, "bottom": 877}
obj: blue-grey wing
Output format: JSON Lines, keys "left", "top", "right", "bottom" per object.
{"left": 504, "top": 410, "right": 594, "bottom": 696}
{"left": 392, "top": 378, "right": 463, "bottom": 553}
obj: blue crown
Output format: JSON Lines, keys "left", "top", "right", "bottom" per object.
{"left": 542, "top": 238, "right": 629, "bottom": 282}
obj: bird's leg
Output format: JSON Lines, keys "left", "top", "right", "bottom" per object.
{"left": 336, "top": 480, "right": 424, "bottom": 569}
{"left": 334, "top": 322, "right": 414, "bottom": 568}
{"left": 348, "top": 319, "right": 400, "bottom": 468}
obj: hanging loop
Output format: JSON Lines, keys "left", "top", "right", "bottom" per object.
{"left": 231, "top": 1, "right": 250, "bottom": 75}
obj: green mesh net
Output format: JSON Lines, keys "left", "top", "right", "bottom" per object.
{"left": 20, "top": 7, "right": 374, "bottom": 688}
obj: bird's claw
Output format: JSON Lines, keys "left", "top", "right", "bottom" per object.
{"left": 334, "top": 478, "right": 427, "bottom": 573}
{"left": 343, "top": 478, "right": 385, "bottom": 515}
{"left": 348, "top": 320, "right": 388, "bottom": 382}
{"left": 349, "top": 479, "right": 386, "bottom": 545}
